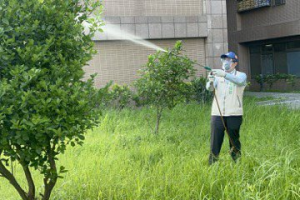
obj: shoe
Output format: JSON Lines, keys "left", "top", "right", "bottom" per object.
{"left": 230, "top": 150, "right": 241, "bottom": 163}
{"left": 209, "top": 153, "right": 219, "bottom": 165}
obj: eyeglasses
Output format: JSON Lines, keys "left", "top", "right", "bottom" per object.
{"left": 221, "top": 58, "right": 232, "bottom": 63}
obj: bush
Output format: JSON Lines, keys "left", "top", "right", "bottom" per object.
{"left": 95, "top": 81, "right": 113, "bottom": 109}
{"left": 0, "top": 1, "right": 102, "bottom": 200}
{"left": 255, "top": 73, "right": 297, "bottom": 91}
{"left": 110, "top": 84, "right": 134, "bottom": 109}
{"left": 188, "top": 77, "right": 213, "bottom": 104}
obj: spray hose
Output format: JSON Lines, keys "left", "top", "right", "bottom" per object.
{"left": 197, "top": 63, "right": 239, "bottom": 155}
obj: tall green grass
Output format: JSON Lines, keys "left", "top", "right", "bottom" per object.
{"left": 0, "top": 97, "right": 299, "bottom": 200}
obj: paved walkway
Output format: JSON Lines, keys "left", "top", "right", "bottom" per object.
{"left": 245, "top": 92, "right": 300, "bottom": 109}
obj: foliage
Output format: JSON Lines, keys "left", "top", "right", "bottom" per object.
{"left": 188, "top": 77, "right": 213, "bottom": 104}
{"left": 134, "top": 41, "right": 196, "bottom": 134}
{"left": 0, "top": 0, "right": 102, "bottom": 200}
{"left": 255, "top": 73, "right": 297, "bottom": 91}
{"left": 110, "top": 84, "right": 134, "bottom": 109}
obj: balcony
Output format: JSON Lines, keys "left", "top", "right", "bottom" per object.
{"left": 237, "top": 0, "right": 271, "bottom": 12}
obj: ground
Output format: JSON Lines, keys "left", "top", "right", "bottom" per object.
{"left": 246, "top": 92, "right": 300, "bottom": 109}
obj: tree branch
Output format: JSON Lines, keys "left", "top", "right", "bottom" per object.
{"left": 0, "top": 159, "right": 28, "bottom": 200}
{"left": 13, "top": 145, "right": 36, "bottom": 200}
{"left": 22, "top": 165, "right": 35, "bottom": 200}
{"left": 42, "top": 143, "right": 58, "bottom": 200}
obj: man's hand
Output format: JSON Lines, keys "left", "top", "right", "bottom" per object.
{"left": 208, "top": 74, "right": 215, "bottom": 83}
{"left": 212, "top": 69, "right": 226, "bottom": 77}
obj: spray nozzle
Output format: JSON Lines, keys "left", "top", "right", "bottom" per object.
{"left": 204, "top": 66, "right": 212, "bottom": 71}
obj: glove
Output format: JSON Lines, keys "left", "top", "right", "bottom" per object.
{"left": 208, "top": 74, "right": 215, "bottom": 83}
{"left": 212, "top": 69, "right": 226, "bottom": 77}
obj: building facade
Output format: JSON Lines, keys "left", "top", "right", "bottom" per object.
{"left": 226, "top": 0, "right": 300, "bottom": 91}
{"left": 84, "top": 0, "right": 228, "bottom": 87}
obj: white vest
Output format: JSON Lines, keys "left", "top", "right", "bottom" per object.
{"left": 211, "top": 71, "right": 246, "bottom": 116}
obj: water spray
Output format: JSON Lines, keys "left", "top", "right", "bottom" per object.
{"left": 101, "top": 23, "right": 167, "bottom": 52}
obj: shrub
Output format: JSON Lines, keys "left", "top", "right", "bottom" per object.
{"left": 0, "top": 1, "right": 102, "bottom": 199}
{"left": 255, "top": 73, "right": 297, "bottom": 91}
{"left": 189, "top": 77, "right": 213, "bottom": 104}
{"left": 110, "top": 84, "right": 134, "bottom": 109}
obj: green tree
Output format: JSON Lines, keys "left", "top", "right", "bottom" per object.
{"left": 134, "top": 41, "right": 196, "bottom": 134}
{"left": 0, "top": 0, "right": 102, "bottom": 199}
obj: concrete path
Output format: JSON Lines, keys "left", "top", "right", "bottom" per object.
{"left": 245, "top": 92, "right": 300, "bottom": 109}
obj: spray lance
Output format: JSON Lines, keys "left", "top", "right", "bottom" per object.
{"left": 195, "top": 63, "right": 239, "bottom": 157}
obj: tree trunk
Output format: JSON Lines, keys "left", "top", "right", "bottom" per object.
{"left": 0, "top": 160, "right": 29, "bottom": 200}
{"left": 42, "top": 150, "right": 58, "bottom": 200}
{"left": 22, "top": 166, "right": 36, "bottom": 200}
{"left": 155, "top": 107, "right": 163, "bottom": 134}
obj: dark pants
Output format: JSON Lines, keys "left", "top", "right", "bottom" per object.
{"left": 209, "top": 116, "right": 243, "bottom": 164}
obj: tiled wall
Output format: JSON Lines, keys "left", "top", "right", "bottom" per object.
{"left": 204, "top": 0, "right": 229, "bottom": 69}
{"left": 103, "top": 0, "right": 203, "bottom": 16}
{"left": 84, "top": 39, "right": 206, "bottom": 87}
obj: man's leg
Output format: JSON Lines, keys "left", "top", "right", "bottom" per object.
{"left": 209, "top": 116, "right": 225, "bottom": 165}
{"left": 227, "top": 116, "right": 243, "bottom": 162}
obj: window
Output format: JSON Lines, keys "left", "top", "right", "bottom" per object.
{"left": 274, "top": 43, "right": 286, "bottom": 52}
{"left": 250, "top": 54, "right": 261, "bottom": 76}
{"left": 262, "top": 44, "right": 273, "bottom": 53}
{"left": 287, "top": 41, "right": 300, "bottom": 50}
{"left": 287, "top": 52, "right": 300, "bottom": 77}
{"left": 274, "top": 0, "right": 286, "bottom": 6}
{"left": 249, "top": 40, "right": 300, "bottom": 78}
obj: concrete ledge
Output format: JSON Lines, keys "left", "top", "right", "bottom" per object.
{"left": 230, "top": 20, "right": 300, "bottom": 43}
{"left": 93, "top": 15, "right": 208, "bottom": 40}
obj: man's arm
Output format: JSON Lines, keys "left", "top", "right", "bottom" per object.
{"left": 225, "top": 72, "right": 247, "bottom": 86}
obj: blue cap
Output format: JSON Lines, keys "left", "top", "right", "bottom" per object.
{"left": 221, "top": 52, "right": 237, "bottom": 59}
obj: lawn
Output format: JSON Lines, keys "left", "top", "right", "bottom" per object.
{"left": 0, "top": 97, "right": 299, "bottom": 200}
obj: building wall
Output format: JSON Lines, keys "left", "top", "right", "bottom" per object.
{"left": 204, "top": 0, "right": 228, "bottom": 69}
{"left": 86, "top": 0, "right": 229, "bottom": 87}
{"left": 103, "top": 0, "right": 203, "bottom": 16}
{"left": 226, "top": 0, "right": 300, "bottom": 78}
{"left": 84, "top": 39, "right": 206, "bottom": 87}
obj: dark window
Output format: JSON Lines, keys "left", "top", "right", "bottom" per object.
{"left": 261, "top": 54, "right": 274, "bottom": 75}
{"left": 274, "top": 52, "right": 288, "bottom": 74}
{"left": 262, "top": 44, "right": 273, "bottom": 53}
{"left": 287, "top": 52, "right": 300, "bottom": 76}
{"left": 274, "top": 0, "right": 286, "bottom": 6}
{"left": 274, "top": 43, "right": 286, "bottom": 52}
{"left": 250, "top": 46, "right": 261, "bottom": 54}
{"left": 249, "top": 40, "right": 300, "bottom": 78}
{"left": 287, "top": 41, "right": 300, "bottom": 50}
{"left": 250, "top": 54, "right": 261, "bottom": 77}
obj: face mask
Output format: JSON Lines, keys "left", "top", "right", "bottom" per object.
{"left": 222, "top": 60, "right": 232, "bottom": 71}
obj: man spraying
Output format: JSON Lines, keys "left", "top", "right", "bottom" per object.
{"left": 206, "top": 52, "right": 247, "bottom": 165}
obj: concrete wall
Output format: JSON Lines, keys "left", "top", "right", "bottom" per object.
{"left": 94, "top": 16, "right": 208, "bottom": 40}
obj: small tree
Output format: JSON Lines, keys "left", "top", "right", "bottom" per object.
{"left": 134, "top": 41, "right": 196, "bottom": 134}
{"left": 0, "top": 0, "right": 102, "bottom": 199}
